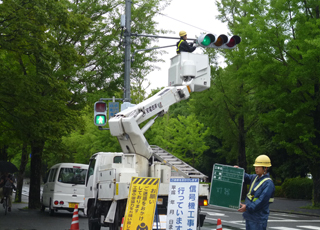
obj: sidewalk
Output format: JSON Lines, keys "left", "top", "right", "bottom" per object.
{"left": 270, "top": 197, "right": 320, "bottom": 217}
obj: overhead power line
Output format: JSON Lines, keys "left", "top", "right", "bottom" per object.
{"left": 158, "top": 13, "right": 211, "bottom": 33}
{"left": 131, "top": 2, "right": 211, "bottom": 33}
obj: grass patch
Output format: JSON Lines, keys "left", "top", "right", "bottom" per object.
{"left": 300, "top": 205, "right": 320, "bottom": 210}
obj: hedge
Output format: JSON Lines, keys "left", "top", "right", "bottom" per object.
{"left": 281, "top": 178, "right": 313, "bottom": 199}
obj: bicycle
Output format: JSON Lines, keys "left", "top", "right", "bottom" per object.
{"left": 3, "top": 187, "right": 11, "bottom": 215}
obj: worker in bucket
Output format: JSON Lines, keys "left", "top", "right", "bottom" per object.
{"left": 176, "top": 31, "right": 196, "bottom": 54}
{"left": 236, "top": 155, "right": 275, "bottom": 230}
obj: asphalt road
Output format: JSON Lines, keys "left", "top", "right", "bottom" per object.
{"left": 1, "top": 186, "right": 319, "bottom": 230}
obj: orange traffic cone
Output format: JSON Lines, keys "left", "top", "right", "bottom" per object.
{"left": 70, "top": 204, "right": 79, "bottom": 230}
{"left": 120, "top": 217, "right": 124, "bottom": 230}
{"left": 216, "top": 218, "right": 222, "bottom": 230}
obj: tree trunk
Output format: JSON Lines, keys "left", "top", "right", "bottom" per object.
{"left": 311, "top": 2, "right": 320, "bottom": 209}
{"left": 310, "top": 165, "right": 320, "bottom": 207}
{"left": 28, "top": 140, "right": 45, "bottom": 209}
{"left": 312, "top": 80, "right": 320, "bottom": 207}
{"left": 15, "top": 142, "right": 29, "bottom": 202}
{"left": 238, "top": 115, "right": 247, "bottom": 200}
{"left": 0, "top": 145, "right": 9, "bottom": 161}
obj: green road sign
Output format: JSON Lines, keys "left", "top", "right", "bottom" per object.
{"left": 209, "top": 163, "right": 244, "bottom": 210}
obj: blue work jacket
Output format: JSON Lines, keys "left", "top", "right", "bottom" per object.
{"left": 243, "top": 173, "right": 275, "bottom": 224}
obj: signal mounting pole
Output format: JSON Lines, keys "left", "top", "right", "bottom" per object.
{"left": 124, "top": 0, "right": 131, "bottom": 102}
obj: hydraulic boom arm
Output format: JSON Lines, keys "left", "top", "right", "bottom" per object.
{"left": 109, "top": 53, "right": 211, "bottom": 159}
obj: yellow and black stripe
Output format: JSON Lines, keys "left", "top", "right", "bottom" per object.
{"left": 132, "top": 177, "right": 159, "bottom": 185}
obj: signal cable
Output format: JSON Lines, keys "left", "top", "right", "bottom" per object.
{"left": 131, "top": 2, "right": 211, "bottom": 33}
{"left": 157, "top": 13, "right": 211, "bottom": 33}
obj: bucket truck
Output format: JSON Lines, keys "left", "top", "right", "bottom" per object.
{"left": 85, "top": 53, "right": 211, "bottom": 230}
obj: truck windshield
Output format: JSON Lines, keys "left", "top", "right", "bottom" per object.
{"left": 58, "top": 167, "right": 87, "bottom": 185}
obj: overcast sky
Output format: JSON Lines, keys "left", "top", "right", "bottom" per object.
{"left": 143, "top": 0, "right": 229, "bottom": 94}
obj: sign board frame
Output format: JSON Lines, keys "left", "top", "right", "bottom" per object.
{"left": 122, "top": 177, "right": 160, "bottom": 230}
{"left": 209, "top": 163, "right": 244, "bottom": 210}
{"left": 166, "top": 178, "right": 199, "bottom": 230}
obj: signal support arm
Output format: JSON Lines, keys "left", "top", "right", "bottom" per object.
{"left": 109, "top": 53, "right": 211, "bottom": 160}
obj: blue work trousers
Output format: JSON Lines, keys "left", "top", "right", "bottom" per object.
{"left": 245, "top": 219, "right": 267, "bottom": 230}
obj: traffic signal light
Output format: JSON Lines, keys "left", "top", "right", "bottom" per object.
{"left": 197, "top": 33, "right": 241, "bottom": 49}
{"left": 94, "top": 101, "right": 107, "bottom": 126}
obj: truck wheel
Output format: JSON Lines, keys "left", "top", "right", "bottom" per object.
{"left": 49, "top": 199, "right": 54, "bottom": 216}
{"left": 108, "top": 220, "right": 119, "bottom": 230}
{"left": 89, "top": 220, "right": 101, "bottom": 230}
{"left": 109, "top": 203, "right": 121, "bottom": 230}
{"left": 88, "top": 205, "right": 101, "bottom": 230}
{"left": 40, "top": 196, "right": 45, "bottom": 212}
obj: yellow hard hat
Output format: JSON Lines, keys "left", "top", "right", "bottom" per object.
{"left": 179, "top": 31, "right": 187, "bottom": 37}
{"left": 253, "top": 155, "right": 272, "bottom": 167}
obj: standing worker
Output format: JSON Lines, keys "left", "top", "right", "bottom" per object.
{"left": 237, "top": 155, "right": 275, "bottom": 230}
{"left": 176, "top": 31, "right": 196, "bottom": 54}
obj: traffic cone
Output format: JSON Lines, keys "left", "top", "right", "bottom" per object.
{"left": 216, "top": 218, "right": 222, "bottom": 230}
{"left": 120, "top": 217, "right": 124, "bottom": 230}
{"left": 70, "top": 204, "right": 79, "bottom": 230}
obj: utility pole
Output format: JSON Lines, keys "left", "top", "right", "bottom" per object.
{"left": 124, "top": 0, "right": 131, "bottom": 102}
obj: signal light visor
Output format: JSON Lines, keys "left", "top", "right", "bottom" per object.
{"left": 227, "top": 38, "right": 236, "bottom": 47}
{"left": 214, "top": 35, "right": 228, "bottom": 46}
{"left": 198, "top": 33, "right": 215, "bottom": 47}
{"left": 201, "top": 35, "right": 212, "bottom": 46}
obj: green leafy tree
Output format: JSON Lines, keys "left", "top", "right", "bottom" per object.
{"left": 216, "top": 0, "right": 320, "bottom": 206}
{"left": 147, "top": 114, "right": 209, "bottom": 168}
{"left": 60, "top": 106, "right": 121, "bottom": 165}
{"left": 0, "top": 0, "right": 170, "bottom": 208}
{"left": 0, "top": 0, "right": 85, "bottom": 208}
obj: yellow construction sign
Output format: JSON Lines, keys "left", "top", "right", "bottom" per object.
{"left": 122, "top": 177, "right": 160, "bottom": 230}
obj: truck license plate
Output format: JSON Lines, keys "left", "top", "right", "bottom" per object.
{"left": 69, "top": 203, "right": 78, "bottom": 208}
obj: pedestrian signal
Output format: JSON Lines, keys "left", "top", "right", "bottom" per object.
{"left": 94, "top": 101, "right": 107, "bottom": 126}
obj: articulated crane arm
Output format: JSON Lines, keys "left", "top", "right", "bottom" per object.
{"left": 109, "top": 53, "right": 211, "bottom": 160}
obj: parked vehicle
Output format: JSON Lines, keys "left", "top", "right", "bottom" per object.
{"left": 41, "top": 163, "right": 88, "bottom": 215}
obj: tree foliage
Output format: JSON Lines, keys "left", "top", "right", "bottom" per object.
{"left": 146, "top": 113, "right": 209, "bottom": 168}
{"left": 216, "top": 0, "right": 320, "bottom": 206}
{"left": 0, "top": 0, "right": 171, "bottom": 208}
